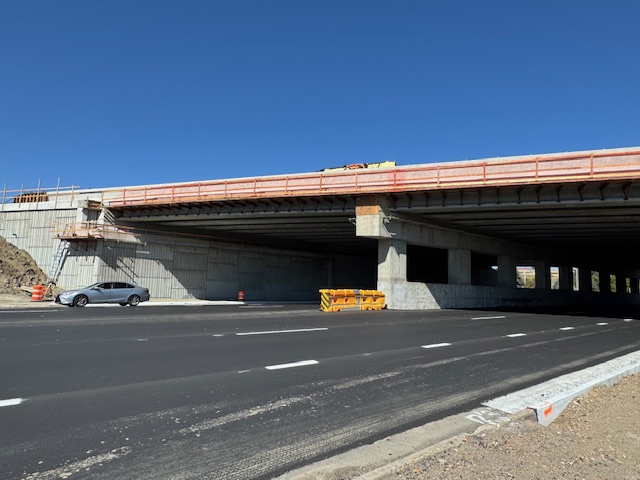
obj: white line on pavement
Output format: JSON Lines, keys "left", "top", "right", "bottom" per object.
{"left": 421, "top": 343, "right": 452, "bottom": 349}
{"left": 624, "top": 318, "right": 635, "bottom": 322}
{"left": 265, "top": 360, "right": 319, "bottom": 370}
{"left": 596, "top": 322, "right": 608, "bottom": 326}
{"left": 0, "top": 398, "right": 26, "bottom": 408}
{"left": 559, "top": 327, "right": 575, "bottom": 331}
{"left": 506, "top": 333, "right": 527, "bottom": 338}
{"left": 471, "top": 315, "right": 506, "bottom": 320}
{"left": 237, "top": 328, "right": 328, "bottom": 336}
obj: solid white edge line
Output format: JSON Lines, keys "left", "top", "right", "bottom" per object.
{"left": 559, "top": 327, "right": 575, "bottom": 331}
{"left": 0, "top": 398, "right": 26, "bottom": 408}
{"left": 471, "top": 316, "right": 506, "bottom": 320}
{"left": 265, "top": 360, "right": 319, "bottom": 370}
{"left": 506, "top": 333, "right": 526, "bottom": 338}
{"left": 237, "top": 328, "right": 328, "bottom": 336}
{"left": 421, "top": 343, "right": 452, "bottom": 349}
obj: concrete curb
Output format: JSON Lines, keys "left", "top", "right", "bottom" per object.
{"left": 485, "top": 349, "right": 640, "bottom": 425}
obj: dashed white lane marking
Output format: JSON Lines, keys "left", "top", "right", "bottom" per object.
{"left": 0, "top": 398, "right": 26, "bottom": 408}
{"left": 136, "top": 338, "right": 148, "bottom": 342}
{"left": 560, "top": 327, "right": 575, "bottom": 331}
{"left": 624, "top": 318, "right": 635, "bottom": 322}
{"left": 471, "top": 315, "right": 506, "bottom": 320}
{"left": 236, "top": 328, "right": 328, "bottom": 336}
{"left": 265, "top": 360, "right": 319, "bottom": 370}
{"left": 506, "top": 333, "right": 526, "bottom": 338}
{"left": 421, "top": 343, "right": 452, "bottom": 349}
{"left": 597, "top": 322, "right": 608, "bottom": 326}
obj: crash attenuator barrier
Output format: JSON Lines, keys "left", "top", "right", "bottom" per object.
{"left": 319, "top": 289, "right": 386, "bottom": 312}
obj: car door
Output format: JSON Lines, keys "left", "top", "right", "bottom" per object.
{"left": 113, "top": 282, "right": 134, "bottom": 302}
{"left": 87, "top": 282, "right": 113, "bottom": 303}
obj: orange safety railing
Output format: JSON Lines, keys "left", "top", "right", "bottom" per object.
{"left": 108, "top": 149, "right": 640, "bottom": 207}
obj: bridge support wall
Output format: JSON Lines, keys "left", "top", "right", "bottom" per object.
{"left": 357, "top": 198, "right": 640, "bottom": 310}
{"left": 0, "top": 203, "right": 375, "bottom": 301}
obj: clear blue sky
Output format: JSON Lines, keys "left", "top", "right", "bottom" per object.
{"left": 1, "top": 1, "right": 638, "bottom": 190}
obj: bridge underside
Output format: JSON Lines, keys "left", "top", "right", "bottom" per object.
{"left": 111, "top": 178, "right": 640, "bottom": 262}
{"left": 108, "top": 178, "right": 640, "bottom": 309}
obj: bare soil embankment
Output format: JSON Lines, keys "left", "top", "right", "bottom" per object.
{"left": 0, "top": 235, "right": 47, "bottom": 295}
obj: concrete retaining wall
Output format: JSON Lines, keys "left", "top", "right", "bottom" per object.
{"left": 379, "top": 280, "right": 640, "bottom": 310}
{"left": 0, "top": 206, "right": 375, "bottom": 301}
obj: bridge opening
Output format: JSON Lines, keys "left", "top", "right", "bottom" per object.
{"left": 471, "top": 253, "right": 498, "bottom": 286}
{"left": 407, "top": 245, "right": 448, "bottom": 284}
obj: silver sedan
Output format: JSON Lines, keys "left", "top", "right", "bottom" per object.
{"left": 55, "top": 282, "right": 151, "bottom": 307}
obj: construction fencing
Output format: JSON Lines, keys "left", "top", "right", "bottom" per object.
{"left": 319, "top": 289, "right": 386, "bottom": 312}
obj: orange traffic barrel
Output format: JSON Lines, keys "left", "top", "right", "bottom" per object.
{"left": 31, "top": 284, "right": 44, "bottom": 302}
{"left": 238, "top": 290, "right": 245, "bottom": 301}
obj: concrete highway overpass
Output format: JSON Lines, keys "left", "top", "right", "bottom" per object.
{"left": 2, "top": 146, "right": 640, "bottom": 309}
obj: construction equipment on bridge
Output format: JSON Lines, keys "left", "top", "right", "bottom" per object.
{"left": 319, "top": 289, "right": 386, "bottom": 312}
{"left": 13, "top": 192, "right": 49, "bottom": 203}
{"left": 320, "top": 161, "right": 396, "bottom": 172}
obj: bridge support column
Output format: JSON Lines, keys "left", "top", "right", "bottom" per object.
{"left": 578, "top": 268, "right": 592, "bottom": 292}
{"left": 377, "top": 239, "right": 407, "bottom": 309}
{"left": 448, "top": 249, "right": 471, "bottom": 285}
{"left": 600, "top": 271, "right": 611, "bottom": 293}
{"left": 616, "top": 275, "right": 627, "bottom": 294}
{"left": 535, "top": 260, "right": 550, "bottom": 289}
{"left": 631, "top": 278, "right": 639, "bottom": 294}
{"left": 498, "top": 255, "right": 516, "bottom": 287}
{"left": 558, "top": 264, "right": 572, "bottom": 291}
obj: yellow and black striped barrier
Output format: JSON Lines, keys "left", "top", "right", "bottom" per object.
{"left": 319, "top": 289, "right": 386, "bottom": 312}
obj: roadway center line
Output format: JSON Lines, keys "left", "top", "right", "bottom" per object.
{"left": 0, "top": 398, "right": 26, "bottom": 408}
{"left": 471, "top": 315, "right": 506, "bottom": 320}
{"left": 421, "top": 343, "right": 452, "bottom": 349}
{"left": 236, "top": 328, "right": 328, "bottom": 336}
{"left": 506, "top": 333, "right": 527, "bottom": 338}
{"left": 265, "top": 360, "right": 319, "bottom": 370}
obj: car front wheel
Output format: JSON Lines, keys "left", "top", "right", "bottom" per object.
{"left": 73, "top": 295, "right": 88, "bottom": 307}
{"left": 128, "top": 295, "right": 140, "bottom": 307}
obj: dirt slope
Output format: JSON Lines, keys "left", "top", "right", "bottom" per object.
{"left": 0, "top": 235, "right": 48, "bottom": 294}
{"left": 389, "top": 373, "right": 640, "bottom": 480}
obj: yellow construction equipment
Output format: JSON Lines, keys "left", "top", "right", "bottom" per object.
{"left": 320, "top": 161, "right": 395, "bottom": 173}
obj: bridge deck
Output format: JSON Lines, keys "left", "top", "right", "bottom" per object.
{"left": 108, "top": 148, "right": 640, "bottom": 207}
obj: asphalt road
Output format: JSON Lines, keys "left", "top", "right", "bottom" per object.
{"left": 1, "top": 304, "right": 639, "bottom": 479}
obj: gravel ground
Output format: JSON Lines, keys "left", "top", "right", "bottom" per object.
{"left": 386, "top": 373, "right": 640, "bottom": 480}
